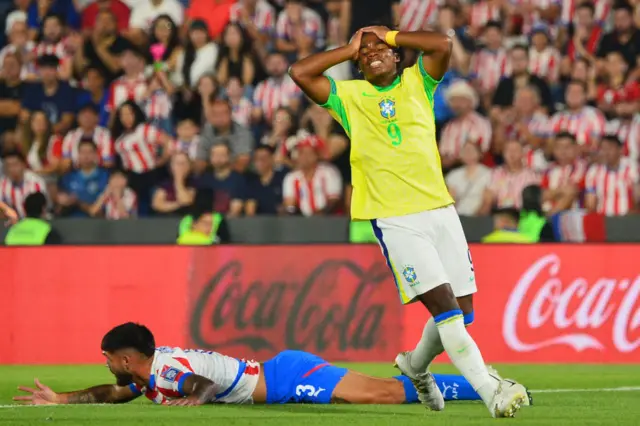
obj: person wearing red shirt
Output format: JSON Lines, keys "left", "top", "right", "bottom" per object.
{"left": 82, "top": 0, "right": 131, "bottom": 34}
{"left": 186, "top": 0, "right": 234, "bottom": 40}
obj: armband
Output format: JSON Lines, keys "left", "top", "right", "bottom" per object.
{"left": 385, "top": 31, "right": 399, "bottom": 47}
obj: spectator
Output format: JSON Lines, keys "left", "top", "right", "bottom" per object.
{"left": 0, "top": 52, "right": 25, "bottom": 137}
{"left": 196, "top": 98, "right": 254, "bottom": 173}
{"left": 61, "top": 104, "right": 114, "bottom": 172}
{"left": 245, "top": 144, "right": 287, "bottom": 215}
{"left": 152, "top": 151, "right": 195, "bottom": 216}
{"left": 27, "top": 0, "right": 80, "bottom": 36}
{"left": 0, "top": 17, "right": 36, "bottom": 80}
{"left": 21, "top": 55, "right": 75, "bottom": 135}
{"left": 439, "top": 80, "right": 492, "bottom": 170}
{"left": 82, "top": 0, "right": 131, "bottom": 34}
{"left": 322, "top": 0, "right": 352, "bottom": 82}
{"left": 143, "top": 71, "right": 174, "bottom": 133}
{"left": 173, "top": 20, "right": 218, "bottom": 90}
{"left": 75, "top": 10, "right": 127, "bottom": 84}
{"left": 563, "top": 2, "right": 601, "bottom": 65}
{"left": 481, "top": 207, "right": 535, "bottom": 243}
{"left": 229, "top": 0, "right": 276, "bottom": 46}
{"left": 149, "top": 14, "right": 181, "bottom": 73}
{"left": 397, "top": 0, "right": 439, "bottom": 32}
{"left": 197, "top": 143, "right": 246, "bottom": 217}
{"left": 470, "top": 21, "right": 508, "bottom": 109}
{"left": 541, "top": 132, "right": 587, "bottom": 214}
{"left": 4, "top": 191, "right": 62, "bottom": 245}
{"left": 597, "top": 2, "right": 640, "bottom": 79}
{"left": 34, "top": 14, "right": 72, "bottom": 79}
{"left": 176, "top": 189, "right": 230, "bottom": 244}
{"left": 128, "top": 0, "right": 184, "bottom": 44}
{"left": 528, "top": 24, "right": 561, "bottom": 85}
{"left": 585, "top": 135, "right": 639, "bottom": 216}
{"left": 0, "top": 150, "right": 47, "bottom": 217}
{"left": 492, "top": 44, "right": 554, "bottom": 117}
{"left": 549, "top": 80, "right": 606, "bottom": 155}
{"left": 260, "top": 106, "right": 297, "bottom": 164}
{"left": 19, "top": 110, "right": 62, "bottom": 179}
{"left": 216, "top": 22, "right": 256, "bottom": 88}
{"left": 445, "top": 143, "right": 492, "bottom": 217}
{"left": 226, "top": 76, "right": 252, "bottom": 127}
{"left": 481, "top": 140, "right": 540, "bottom": 214}
{"left": 174, "top": 117, "right": 200, "bottom": 160}
{"left": 597, "top": 51, "right": 638, "bottom": 117}
{"left": 89, "top": 169, "right": 138, "bottom": 218}
{"left": 174, "top": 73, "right": 219, "bottom": 125}
{"left": 105, "top": 45, "right": 148, "bottom": 121}
{"left": 605, "top": 89, "right": 640, "bottom": 162}
{"left": 76, "top": 67, "right": 109, "bottom": 126}
{"left": 275, "top": 0, "right": 324, "bottom": 60}
{"left": 344, "top": 0, "right": 398, "bottom": 40}
{"left": 282, "top": 136, "right": 342, "bottom": 216}
{"left": 111, "top": 100, "right": 173, "bottom": 212}
{"left": 186, "top": 0, "right": 233, "bottom": 40}
{"left": 252, "top": 52, "right": 302, "bottom": 125}
{"left": 494, "top": 85, "right": 549, "bottom": 172}
{"left": 56, "top": 140, "right": 109, "bottom": 216}
{"left": 520, "top": 185, "right": 556, "bottom": 242}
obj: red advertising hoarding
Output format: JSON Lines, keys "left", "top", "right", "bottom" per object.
{"left": 0, "top": 245, "right": 638, "bottom": 364}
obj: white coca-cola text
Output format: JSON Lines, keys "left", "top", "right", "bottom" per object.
{"left": 503, "top": 254, "right": 640, "bottom": 353}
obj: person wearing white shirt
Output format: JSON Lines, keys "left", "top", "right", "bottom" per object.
{"left": 128, "top": 0, "right": 184, "bottom": 43}
{"left": 446, "top": 142, "right": 492, "bottom": 217}
{"left": 173, "top": 20, "right": 218, "bottom": 89}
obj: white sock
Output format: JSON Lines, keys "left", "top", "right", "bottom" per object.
{"left": 436, "top": 314, "right": 497, "bottom": 408}
{"left": 410, "top": 317, "right": 444, "bottom": 372}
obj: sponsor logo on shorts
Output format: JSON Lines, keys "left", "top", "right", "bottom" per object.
{"left": 402, "top": 265, "right": 420, "bottom": 286}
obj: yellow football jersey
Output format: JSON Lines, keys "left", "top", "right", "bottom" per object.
{"left": 321, "top": 57, "right": 454, "bottom": 220}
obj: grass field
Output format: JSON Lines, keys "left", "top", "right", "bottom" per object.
{"left": 1, "top": 364, "right": 639, "bottom": 425}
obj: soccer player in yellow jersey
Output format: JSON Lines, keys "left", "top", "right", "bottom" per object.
{"left": 289, "top": 27, "right": 527, "bottom": 418}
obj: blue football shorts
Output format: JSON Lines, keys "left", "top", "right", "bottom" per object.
{"left": 262, "top": 350, "right": 348, "bottom": 404}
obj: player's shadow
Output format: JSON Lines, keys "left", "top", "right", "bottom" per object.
{"left": 226, "top": 404, "right": 417, "bottom": 416}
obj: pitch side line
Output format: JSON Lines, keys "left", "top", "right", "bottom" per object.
{"left": 1, "top": 387, "right": 640, "bottom": 408}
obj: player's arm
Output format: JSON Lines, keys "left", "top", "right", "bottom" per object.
{"left": 13, "top": 378, "right": 139, "bottom": 405}
{"left": 164, "top": 374, "right": 219, "bottom": 406}
{"left": 288, "top": 30, "right": 363, "bottom": 105}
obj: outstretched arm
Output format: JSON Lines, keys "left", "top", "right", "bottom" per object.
{"left": 13, "top": 378, "right": 139, "bottom": 405}
{"left": 289, "top": 30, "right": 363, "bottom": 105}
{"left": 164, "top": 374, "right": 220, "bottom": 406}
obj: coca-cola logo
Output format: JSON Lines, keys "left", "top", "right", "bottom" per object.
{"left": 189, "top": 259, "right": 397, "bottom": 357}
{"left": 503, "top": 254, "right": 640, "bottom": 353}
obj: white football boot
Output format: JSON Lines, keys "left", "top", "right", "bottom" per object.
{"left": 487, "top": 366, "right": 532, "bottom": 406}
{"left": 394, "top": 351, "right": 445, "bottom": 411}
{"left": 487, "top": 367, "right": 527, "bottom": 418}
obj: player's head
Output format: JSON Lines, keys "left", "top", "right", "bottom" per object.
{"left": 492, "top": 207, "right": 520, "bottom": 230}
{"left": 101, "top": 323, "right": 155, "bottom": 378}
{"left": 24, "top": 192, "right": 47, "bottom": 218}
{"left": 356, "top": 30, "right": 400, "bottom": 83}
{"left": 600, "top": 135, "right": 623, "bottom": 166}
{"left": 553, "top": 132, "right": 577, "bottom": 164}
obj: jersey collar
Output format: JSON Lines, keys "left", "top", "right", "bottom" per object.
{"left": 371, "top": 75, "right": 401, "bottom": 92}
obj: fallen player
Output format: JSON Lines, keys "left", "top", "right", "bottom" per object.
{"left": 14, "top": 322, "right": 531, "bottom": 406}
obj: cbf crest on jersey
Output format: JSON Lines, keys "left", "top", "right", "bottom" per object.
{"left": 379, "top": 98, "right": 396, "bottom": 119}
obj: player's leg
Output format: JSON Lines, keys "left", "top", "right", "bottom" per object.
{"left": 331, "top": 371, "right": 409, "bottom": 404}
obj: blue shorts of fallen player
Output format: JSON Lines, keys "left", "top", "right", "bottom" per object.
{"left": 262, "top": 350, "right": 479, "bottom": 404}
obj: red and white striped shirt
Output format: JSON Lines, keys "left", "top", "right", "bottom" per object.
{"left": 144, "top": 90, "right": 172, "bottom": 120}
{"left": 548, "top": 106, "right": 606, "bottom": 149}
{"left": 523, "top": 147, "right": 549, "bottom": 173}
{"left": 505, "top": 112, "right": 551, "bottom": 140}
{"left": 174, "top": 136, "right": 200, "bottom": 160}
{"left": 489, "top": 166, "right": 540, "bottom": 209}
{"left": 0, "top": 171, "right": 47, "bottom": 217}
{"left": 275, "top": 7, "right": 325, "bottom": 50}
{"left": 561, "top": 0, "right": 611, "bottom": 25}
{"left": 231, "top": 97, "right": 253, "bottom": 127}
{"left": 230, "top": 0, "right": 275, "bottom": 34}
{"left": 106, "top": 74, "right": 148, "bottom": 112}
{"left": 605, "top": 118, "right": 640, "bottom": 162}
{"left": 104, "top": 187, "right": 137, "bottom": 219}
{"left": 253, "top": 76, "right": 302, "bottom": 123}
{"left": 25, "top": 136, "right": 63, "bottom": 172}
{"left": 62, "top": 127, "right": 114, "bottom": 167}
{"left": 470, "top": 48, "right": 510, "bottom": 93}
{"left": 585, "top": 158, "right": 638, "bottom": 216}
{"left": 514, "top": 0, "right": 561, "bottom": 34}
{"left": 439, "top": 112, "right": 493, "bottom": 159}
{"left": 541, "top": 159, "right": 588, "bottom": 190}
{"left": 529, "top": 46, "right": 561, "bottom": 83}
{"left": 115, "top": 124, "right": 164, "bottom": 173}
{"left": 33, "top": 39, "right": 68, "bottom": 60}
{"left": 282, "top": 162, "right": 342, "bottom": 217}
{"left": 566, "top": 26, "right": 603, "bottom": 61}
{"left": 469, "top": 1, "right": 501, "bottom": 28}
{"left": 398, "top": 0, "right": 441, "bottom": 32}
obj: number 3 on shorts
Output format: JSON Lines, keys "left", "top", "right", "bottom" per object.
{"left": 296, "top": 385, "right": 325, "bottom": 398}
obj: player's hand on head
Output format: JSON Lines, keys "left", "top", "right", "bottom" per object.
{"left": 14, "top": 378, "right": 59, "bottom": 405}
{"left": 348, "top": 29, "right": 363, "bottom": 60}
{"left": 361, "top": 26, "right": 392, "bottom": 42}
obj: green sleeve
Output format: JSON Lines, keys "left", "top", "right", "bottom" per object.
{"left": 319, "top": 76, "right": 351, "bottom": 137}
{"left": 417, "top": 53, "right": 443, "bottom": 106}
{"left": 178, "top": 215, "right": 193, "bottom": 237}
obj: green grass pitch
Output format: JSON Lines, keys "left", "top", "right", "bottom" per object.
{"left": 1, "top": 364, "right": 639, "bottom": 425}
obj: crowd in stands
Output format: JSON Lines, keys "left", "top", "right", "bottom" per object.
{"left": 0, "top": 0, "right": 638, "bottom": 220}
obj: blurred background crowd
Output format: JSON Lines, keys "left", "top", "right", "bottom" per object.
{"left": 0, "top": 0, "right": 638, "bottom": 221}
